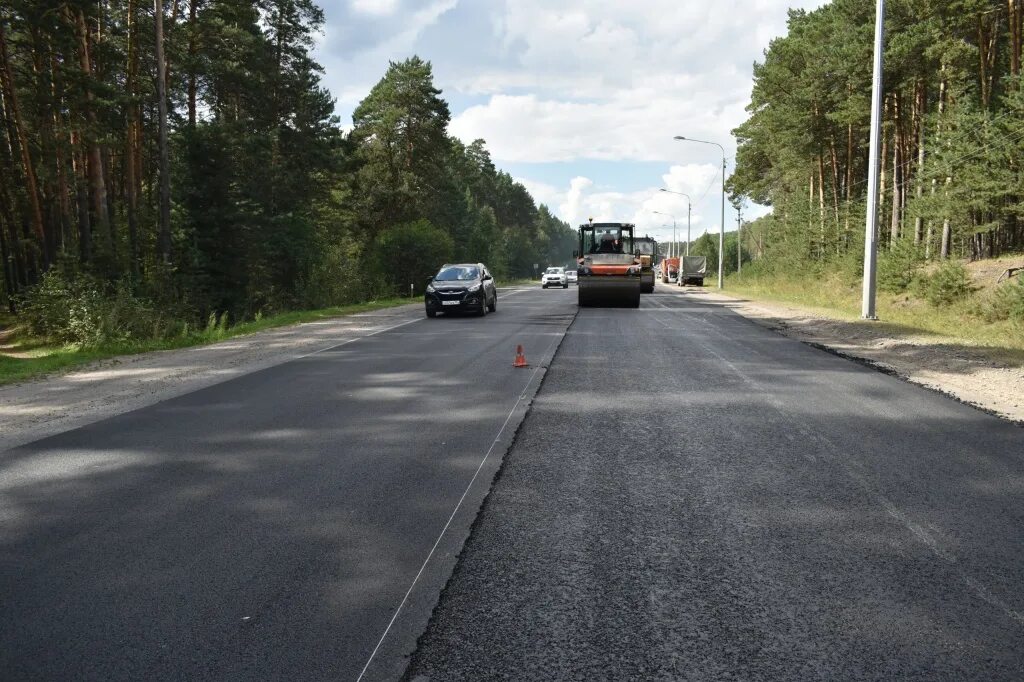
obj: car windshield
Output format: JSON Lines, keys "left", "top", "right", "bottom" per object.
{"left": 435, "top": 266, "right": 479, "bottom": 281}
{"left": 545, "top": 268, "right": 563, "bottom": 274}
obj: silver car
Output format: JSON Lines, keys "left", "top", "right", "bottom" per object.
{"left": 541, "top": 267, "right": 568, "bottom": 289}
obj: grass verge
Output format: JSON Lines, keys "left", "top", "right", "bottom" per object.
{"left": 723, "top": 272, "right": 1024, "bottom": 358}
{"left": 0, "top": 297, "right": 414, "bottom": 387}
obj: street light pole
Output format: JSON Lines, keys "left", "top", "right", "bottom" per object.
{"left": 862, "top": 0, "right": 885, "bottom": 320}
{"left": 652, "top": 210, "right": 677, "bottom": 258}
{"left": 658, "top": 189, "right": 691, "bottom": 255}
{"left": 674, "top": 136, "right": 726, "bottom": 289}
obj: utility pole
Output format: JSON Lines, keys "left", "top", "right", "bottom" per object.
{"left": 687, "top": 202, "right": 691, "bottom": 256}
{"left": 862, "top": 0, "right": 885, "bottom": 319}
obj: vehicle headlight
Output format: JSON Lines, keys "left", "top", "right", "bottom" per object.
{"left": 426, "top": 284, "right": 436, "bottom": 293}
{"left": 468, "top": 283, "right": 481, "bottom": 293}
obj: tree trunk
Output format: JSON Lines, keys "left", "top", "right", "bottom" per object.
{"left": 49, "top": 46, "right": 73, "bottom": 253}
{"left": 125, "top": 0, "right": 140, "bottom": 276}
{"left": 71, "top": 8, "right": 111, "bottom": 245}
{"left": 155, "top": 0, "right": 172, "bottom": 263}
{"left": 0, "top": 143, "right": 22, "bottom": 308}
{"left": 890, "top": 93, "right": 902, "bottom": 245}
{"left": 1011, "top": 0, "right": 1022, "bottom": 80}
{"left": 913, "top": 82, "right": 926, "bottom": 244}
{"left": 817, "top": 154, "right": 826, "bottom": 257}
{"left": 0, "top": 19, "right": 48, "bottom": 269}
{"left": 879, "top": 95, "right": 890, "bottom": 235}
{"left": 844, "top": 120, "right": 853, "bottom": 244}
{"left": 70, "top": 128, "right": 92, "bottom": 262}
{"left": 828, "top": 134, "right": 841, "bottom": 235}
{"left": 187, "top": 0, "right": 198, "bottom": 127}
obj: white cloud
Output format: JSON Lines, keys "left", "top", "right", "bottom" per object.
{"left": 560, "top": 177, "right": 595, "bottom": 225}
{"left": 350, "top": 0, "right": 400, "bottom": 16}
{"left": 445, "top": 0, "right": 829, "bottom": 165}
{"left": 517, "top": 164, "right": 729, "bottom": 244}
{"left": 314, "top": 0, "right": 831, "bottom": 219}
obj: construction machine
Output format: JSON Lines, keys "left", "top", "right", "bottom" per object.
{"left": 679, "top": 255, "right": 707, "bottom": 286}
{"left": 575, "top": 222, "right": 642, "bottom": 308}
{"left": 660, "top": 256, "right": 680, "bottom": 284}
{"left": 633, "top": 236, "right": 658, "bottom": 293}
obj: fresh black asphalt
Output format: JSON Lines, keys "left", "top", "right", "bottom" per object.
{"left": 4, "top": 284, "right": 1024, "bottom": 681}
{"left": 404, "top": 286, "right": 1024, "bottom": 681}
{"left": 0, "top": 287, "right": 576, "bottom": 681}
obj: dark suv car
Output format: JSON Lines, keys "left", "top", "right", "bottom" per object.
{"left": 424, "top": 263, "right": 497, "bottom": 318}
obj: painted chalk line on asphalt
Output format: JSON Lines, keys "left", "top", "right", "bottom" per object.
{"left": 354, "top": 301, "right": 572, "bottom": 682}
{"left": 296, "top": 288, "right": 534, "bottom": 361}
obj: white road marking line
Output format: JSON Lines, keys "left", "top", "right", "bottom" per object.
{"left": 354, "top": 312, "right": 568, "bottom": 682}
{"left": 296, "top": 317, "right": 425, "bottom": 359}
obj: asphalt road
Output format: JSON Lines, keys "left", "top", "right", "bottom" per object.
{"left": 0, "top": 287, "right": 577, "bottom": 681}
{"left": 405, "top": 283, "right": 1024, "bottom": 681}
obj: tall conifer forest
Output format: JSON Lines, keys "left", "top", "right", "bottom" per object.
{"left": 0, "top": 1, "right": 574, "bottom": 337}
{"left": 731, "top": 0, "right": 1024, "bottom": 271}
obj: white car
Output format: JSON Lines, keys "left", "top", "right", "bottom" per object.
{"left": 541, "top": 267, "right": 568, "bottom": 289}
{"left": 566, "top": 270, "right": 578, "bottom": 284}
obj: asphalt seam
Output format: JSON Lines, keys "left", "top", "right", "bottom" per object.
{"left": 358, "top": 297, "right": 578, "bottom": 682}
{"left": 397, "top": 305, "right": 580, "bottom": 682}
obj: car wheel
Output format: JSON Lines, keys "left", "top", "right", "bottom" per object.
{"left": 488, "top": 295, "right": 496, "bottom": 312}
{"left": 477, "top": 301, "right": 487, "bottom": 317}
{"left": 426, "top": 308, "right": 437, "bottom": 318}
{"left": 563, "top": 283, "right": 568, "bottom": 289}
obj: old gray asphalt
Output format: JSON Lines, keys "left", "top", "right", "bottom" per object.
{"left": 405, "top": 284, "right": 1024, "bottom": 681}
{"left": 0, "top": 287, "right": 576, "bottom": 681}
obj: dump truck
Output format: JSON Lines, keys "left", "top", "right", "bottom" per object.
{"left": 679, "top": 255, "right": 707, "bottom": 286}
{"left": 660, "top": 257, "right": 679, "bottom": 284}
{"left": 633, "top": 236, "right": 658, "bottom": 293}
{"left": 575, "top": 222, "right": 642, "bottom": 308}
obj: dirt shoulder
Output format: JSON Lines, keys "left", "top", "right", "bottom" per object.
{"left": 680, "top": 287, "right": 1023, "bottom": 425}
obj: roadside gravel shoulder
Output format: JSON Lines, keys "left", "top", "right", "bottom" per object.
{"left": 674, "top": 286, "right": 1023, "bottom": 424}
{"left": 0, "top": 302, "right": 426, "bottom": 451}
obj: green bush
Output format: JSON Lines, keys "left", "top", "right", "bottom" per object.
{"left": 877, "top": 239, "right": 924, "bottom": 293}
{"left": 980, "top": 276, "right": 1024, "bottom": 322}
{"left": 20, "top": 270, "right": 173, "bottom": 346}
{"left": 916, "top": 261, "right": 975, "bottom": 307}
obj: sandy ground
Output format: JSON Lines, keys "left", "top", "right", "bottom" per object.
{"left": 681, "top": 287, "right": 1023, "bottom": 425}
{"left": 1, "top": 285, "right": 1020, "bottom": 452}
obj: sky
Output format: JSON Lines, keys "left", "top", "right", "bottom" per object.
{"left": 312, "top": 0, "right": 830, "bottom": 246}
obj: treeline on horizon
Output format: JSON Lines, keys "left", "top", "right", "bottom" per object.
{"left": 731, "top": 0, "right": 1024, "bottom": 274}
{"left": 0, "top": 0, "right": 574, "bottom": 343}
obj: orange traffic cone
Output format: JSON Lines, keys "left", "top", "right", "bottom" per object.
{"left": 513, "top": 344, "right": 528, "bottom": 368}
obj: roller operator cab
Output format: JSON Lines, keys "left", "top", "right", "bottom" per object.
{"left": 574, "top": 222, "right": 642, "bottom": 308}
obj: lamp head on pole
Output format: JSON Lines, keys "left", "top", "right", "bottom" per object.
{"left": 673, "top": 136, "right": 686, "bottom": 140}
